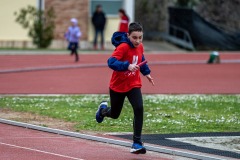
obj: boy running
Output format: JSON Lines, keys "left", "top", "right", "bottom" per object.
{"left": 96, "top": 22, "right": 154, "bottom": 154}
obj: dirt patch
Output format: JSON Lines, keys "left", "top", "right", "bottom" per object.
{"left": 0, "top": 108, "right": 76, "bottom": 131}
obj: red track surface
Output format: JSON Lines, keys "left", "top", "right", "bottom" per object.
{"left": 0, "top": 52, "right": 240, "bottom": 160}
{"left": 0, "top": 123, "right": 173, "bottom": 160}
{"left": 0, "top": 52, "right": 240, "bottom": 94}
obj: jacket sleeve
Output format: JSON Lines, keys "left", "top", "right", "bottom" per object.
{"left": 140, "top": 55, "right": 151, "bottom": 76}
{"left": 108, "top": 57, "right": 129, "bottom": 71}
{"left": 64, "top": 31, "right": 69, "bottom": 41}
{"left": 77, "top": 27, "right": 82, "bottom": 38}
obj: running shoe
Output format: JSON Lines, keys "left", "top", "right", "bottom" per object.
{"left": 96, "top": 101, "right": 107, "bottom": 123}
{"left": 130, "top": 142, "right": 146, "bottom": 154}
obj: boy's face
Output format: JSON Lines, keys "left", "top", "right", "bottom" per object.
{"left": 127, "top": 31, "right": 143, "bottom": 47}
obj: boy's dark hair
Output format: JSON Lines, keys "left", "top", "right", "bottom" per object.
{"left": 128, "top": 22, "right": 143, "bottom": 34}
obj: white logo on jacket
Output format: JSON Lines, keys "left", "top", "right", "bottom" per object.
{"left": 124, "top": 55, "right": 138, "bottom": 77}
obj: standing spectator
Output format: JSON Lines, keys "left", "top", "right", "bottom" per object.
{"left": 92, "top": 5, "right": 106, "bottom": 50}
{"left": 118, "top": 9, "right": 129, "bottom": 32}
{"left": 65, "top": 18, "right": 82, "bottom": 62}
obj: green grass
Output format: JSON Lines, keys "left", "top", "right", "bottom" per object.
{"left": 0, "top": 94, "right": 239, "bottom": 134}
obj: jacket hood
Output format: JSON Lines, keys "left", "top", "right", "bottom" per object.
{"left": 111, "top": 32, "right": 134, "bottom": 48}
{"left": 70, "top": 18, "right": 78, "bottom": 26}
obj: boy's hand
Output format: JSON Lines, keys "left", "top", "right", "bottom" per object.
{"left": 146, "top": 74, "right": 154, "bottom": 86}
{"left": 128, "top": 64, "right": 140, "bottom": 72}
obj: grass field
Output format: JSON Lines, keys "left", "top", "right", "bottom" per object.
{"left": 0, "top": 94, "right": 239, "bottom": 134}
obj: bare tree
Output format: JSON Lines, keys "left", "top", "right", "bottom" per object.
{"left": 196, "top": 0, "right": 240, "bottom": 33}
{"left": 135, "top": 0, "right": 169, "bottom": 39}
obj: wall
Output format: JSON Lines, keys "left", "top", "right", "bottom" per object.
{"left": 0, "top": 0, "right": 36, "bottom": 40}
{"left": 45, "top": 0, "right": 88, "bottom": 40}
{"left": 45, "top": 0, "right": 90, "bottom": 49}
{"left": 0, "top": 0, "right": 36, "bottom": 48}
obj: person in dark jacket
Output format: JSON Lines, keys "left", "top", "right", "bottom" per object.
{"left": 92, "top": 5, "right": 106, "bottom": 50}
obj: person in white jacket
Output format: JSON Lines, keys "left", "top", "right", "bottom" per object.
{"left": 65, "top": 18, "right": 82, "bottom": 62}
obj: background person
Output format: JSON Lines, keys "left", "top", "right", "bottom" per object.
{"left": 92, "top": 5, "right": 106, "bottom": 50}
{"left": 118, "top": 9, "right": 129, "bottom": 32}
{"left": 65, "top": 18, "right": 82, "bottom": 62}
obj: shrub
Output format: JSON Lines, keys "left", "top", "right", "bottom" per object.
{"left": 14, "top": 5, "right": 55, "bottom": 48}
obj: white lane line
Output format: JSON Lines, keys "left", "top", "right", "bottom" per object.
{"left": 0, "top": 142, "right": 84, "bottom": 160}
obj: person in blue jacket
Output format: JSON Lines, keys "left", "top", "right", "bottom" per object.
{"left": 65, "top": 18, "right": 82, "bottom": 62}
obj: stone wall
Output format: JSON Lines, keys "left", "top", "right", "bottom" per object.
{"left": 45, "top": 0, "right": 89, "bottom": 41}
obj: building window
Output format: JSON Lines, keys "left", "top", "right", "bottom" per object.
{"left": 90, "top": 0, "right": 123, "bottom": 17}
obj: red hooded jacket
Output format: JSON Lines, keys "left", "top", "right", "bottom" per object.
{"left": 109, "top": 43, "right": 144, "bottom": 92}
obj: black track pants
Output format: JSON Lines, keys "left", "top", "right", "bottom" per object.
{"left": 101, "top": 88, "right": 144, "bottom": 144}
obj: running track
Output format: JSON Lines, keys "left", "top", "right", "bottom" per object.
{"left": 0, "top": 51, "right": 240, "bottom": 160}
{"left": 0, "top": 52, "right": 240, "bottom": 94}
{"left": 0, "top": 123, "right": 175, "bottom": 160}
